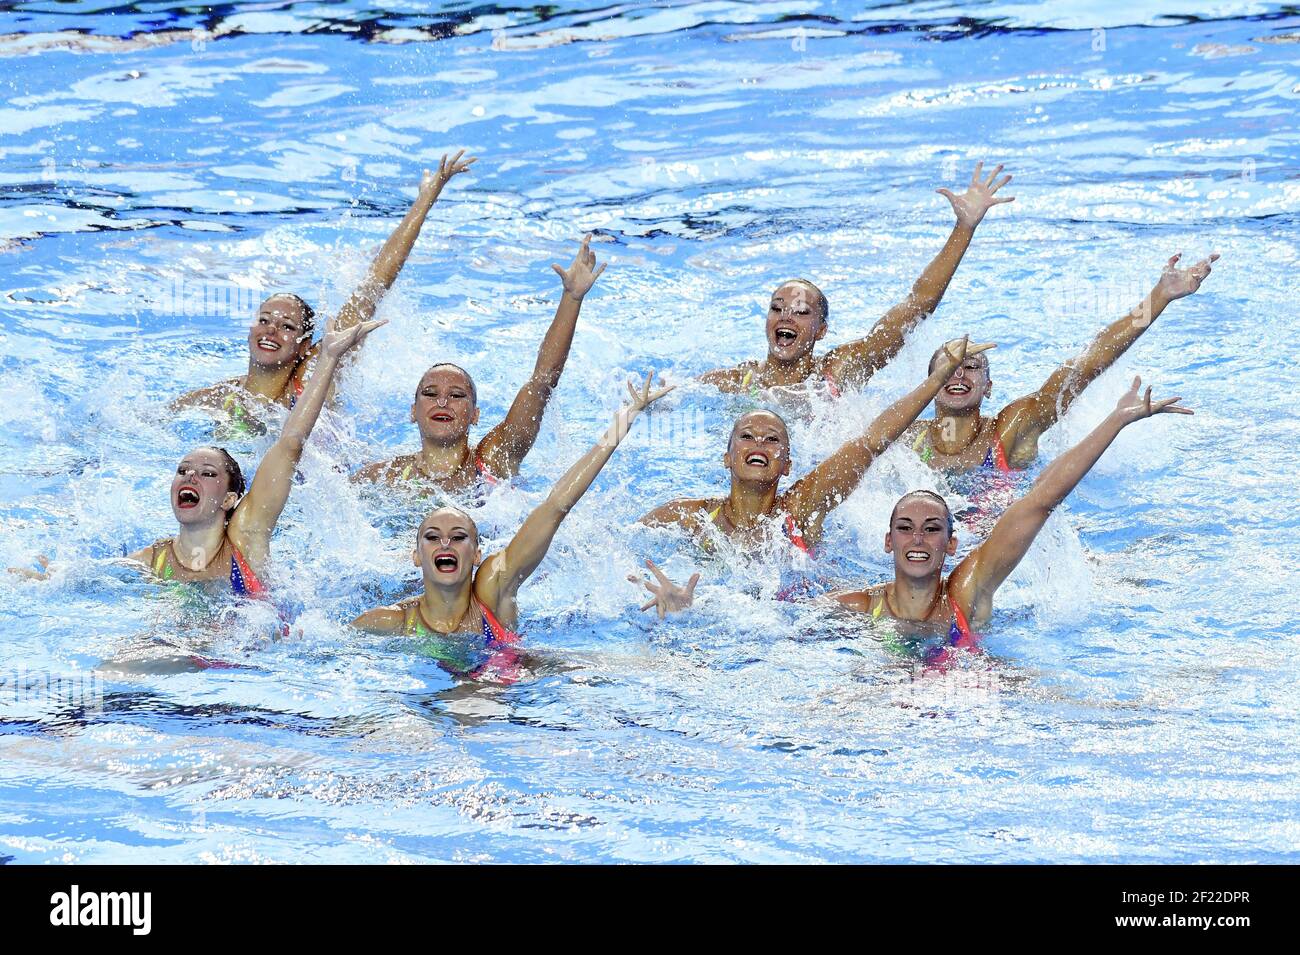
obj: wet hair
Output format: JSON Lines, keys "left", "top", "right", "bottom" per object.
{"left": 890, "top": 489, "right": 954, "bottom": 537}
{"left": 418, "top": 505, "right": 479, "bottom": 545}
{"left": 264, "top": 293, "right": 316, "bottom": 341}
{"left": 727, "top": 409, "right": 789, "bottom": 454}
{"left": 779, "top": 278, "right": 828, "bottom": 326}
{"left": 928, "top": 344, "right": 990, "bottom": 376}
{"left": 193, "top": 446, "right": 245, "bottom": 520}
{"left": 419, "top": 363, "right": 478, "bottom": 406}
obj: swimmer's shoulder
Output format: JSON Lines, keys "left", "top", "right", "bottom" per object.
{"left": 351, "top": 600, "right": 411, "bottom": 634}
{"left": 640, "top": 497, "right": 720, "bottom": 532}
{"left": 699, "top": 362, "right": 754, "bottom": 393}
{"left": 170, "top": 377, "right": 246, "bottom": 412}
{"left": 125, "top": 541, "right": 161, "bottom": 571}
{"left": 827, "top": 585, "right": 882, "bottom": 614}
{"left": 352, "top": 455, "right": 412, "bottom": 486}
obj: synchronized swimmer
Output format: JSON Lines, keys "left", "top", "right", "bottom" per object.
{"left": 171, "top": 152, "right": 475, "bottom": 432}
{"left": 351, "top": 234, "right": 606, "bottom": 492}
{"left": 637, "top": 378, "right": 1192, "bottom": 664}
{"left": 641, "top": 337, "right": 993, "bottom": 554}
{"left": 700, "top": 162, "right": 1013, "bottom": 397}
{"left": 12, "top": 150, "right": 1222, "bottom": 683}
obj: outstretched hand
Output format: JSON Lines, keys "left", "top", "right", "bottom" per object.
{"left": 625, "top": 370, "right": 675, "bottom": 415}
{"left": 629, "top": 559, "right": 699, "bottom": 619}
{"left": 321, "top": 315, "right": 388, "bottom": 360}
{"left": 551, "top": 234, "right": 607, "bottom": 299}
{"left": 422, "top": 149, "right": 477, "bottom": 194}
{"left": 1155, "top": 252, "right": 1219, "bottom": 302}
{"left": 938, "top": 161, "right": 1015, "bottom": 229}
{"left": 1114, "top": 375, "right": 1193, "bottom": 425}
{"left": 933, "top": 334, "right": 997, "bottom": 376}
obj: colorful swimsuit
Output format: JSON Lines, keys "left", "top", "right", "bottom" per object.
{"left": 399, "top": 452, "right": 499, "bottom": 487}
{"left": 912, "top": 424, "right": 1014, "bottom": 473}
{"left": 220, "top": 376, "right": 305, "bottom": 437}
{"left": 706, "top": 505, "right": 815, "bottom": 557}
{"left": 871, "top": 589, "right": 980, "bottom": 666}
{"left": 401, "top": 597, "right": 523, "bottom": 683}
{"left": 740, "top": 368, "right": 841, "bottom": 399}
{"left": 147, "top": 538, "right": 271, "bottom": 668}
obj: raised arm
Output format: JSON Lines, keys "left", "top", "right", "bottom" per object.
{"left": 999, "top": 252, "right": 1218, "bottom": 460}
{"left": 476, "top": 235, "right": 606, "bottom": 477}
{"left": 227, "top": 316, "right": 386, "bottom": 562}
{"left": 954, "top": 377, "right": 1192, "bottom": 622}
{"left": 785, "top": 338, "right": 994, "bottom": 535}
{"left": 319, "top": 152, "right": 475, "bottom": 342}
{"left": 824, "top": 162, "right": 1014, "bottom": 390}
{"left": 476, "top": 373, "right": 672, "bottom": 603}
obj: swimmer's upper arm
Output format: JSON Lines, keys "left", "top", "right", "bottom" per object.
{"left": 995, "top": 394, "right": 1044, "bottom": 466}
{"left": 350, "top": 606, "right": 405, "bottom": 634}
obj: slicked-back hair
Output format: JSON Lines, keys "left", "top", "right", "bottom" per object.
{"left": 781, "top": 278, "right": 828, "bottom": 326}
{"left": 419, "top": 363, "right": 478, "bottom": 406}
{"left": 265, "top": 292, "right": 316, "bottom": 341}
{"left": 890, "top": 489, "right": 954, "bottom": 537}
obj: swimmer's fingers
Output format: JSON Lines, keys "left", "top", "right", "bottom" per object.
{"left": 983, "top": 162, "right": 1004, "bottom": 187}
{"left": 941, "top": 334, "right": 971, "bottom": 363}
{"left": 645, "top": 381, "right": 676, "bottom": 407}
{"left": 685, "top": 572, "right": 701, "bottom": 599}
{"left": 1191, "top": 252, "right": 1220, "bottom": 280}
{"left": 1152, "top": 396, "right": 1194, "bottom": 416}
{"left": 970, "top": 160, "right": 984, "bottom": 185}
{"left": 644, "top": 558, "right": 674, "bottom": 589}
{"left": 935, "top": 187, "right": 956, "bottom": 203}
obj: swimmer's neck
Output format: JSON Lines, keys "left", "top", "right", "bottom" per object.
{"left": 173, "top": 520, "right": 227, "bottom": 571}
{"left": 415, "top": 437, "right": 473, "bottom": 479}
{"left": 723, "top": 478, "right": 780, "bottom": 530}
{"left": 759, "top": 351, "right": 820, "bottom": 387}
{"left": 886, "top": 575, "right": 945, "bottom": 622}
{"left": 242, "top": 360, "right": 300, "bottom": 401}
{"left": 417, "top": 579, "right": 475, "bottom": 632}
{"left": 927, "top": 403, "right": 986, "bottom": 452}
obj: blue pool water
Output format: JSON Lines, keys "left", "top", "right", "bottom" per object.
{"left": 1, "top": 1, "right": 1298, "bottom": 863}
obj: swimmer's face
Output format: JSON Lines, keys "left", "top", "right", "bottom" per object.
{"left": 412, "top": 368, "right": 479, "bottom": 444}
{"left": 248, "top": 296, "right": 311, "bottom": 370}
{"left": 413, "top": 508, "right": 481, "bottom": 588}
{"left": 885, "top": 497, "right": 957, "bottom": 580}
{"left": 723, "top": 412, "right": 792, "bottom": 483}
{"left": 171, "top": 448, "right": 239, "bottom": 526}
{"left": 765, "top": 282, "right": 826, "bottom": 362}
{"left": 934, "top": 351, "right": 991, "bottom": 413}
